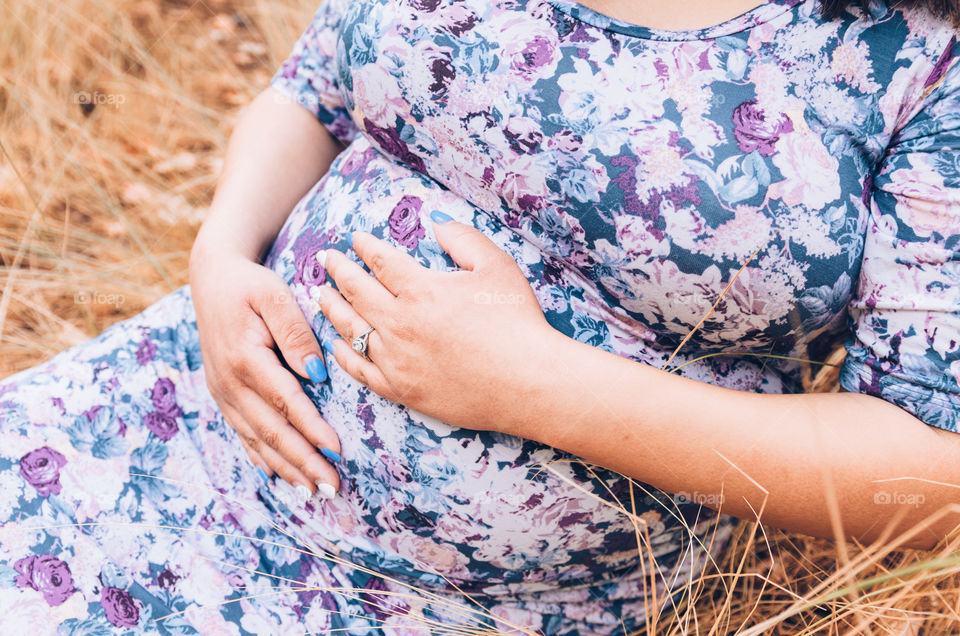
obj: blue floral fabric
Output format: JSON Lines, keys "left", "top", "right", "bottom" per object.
{"left": 1, "top": 0, "right": 958, "bottom": 634}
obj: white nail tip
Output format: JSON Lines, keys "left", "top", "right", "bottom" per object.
{"left": 294, "top": 484, "right": 311, "bottom": 503}
{"left": 315, "top": 250, "right": 327, "bottom": 268}
{"left": 315, "top": 482, "right": 337, "bottom": 499}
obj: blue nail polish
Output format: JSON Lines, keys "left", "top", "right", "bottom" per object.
{"left": 256, "top": 467, "right": 270, "bottom": 484}
{"left": 304, "top": 355, "right": 327, "bottom": 383}
{"left": 320, "top": 447, "right": 341, "bottom": 463}
{"left": 322, "top": 340, "right": 336, "bottom": 358}
{"left": 430, "top": 210, "right": 454, "bottom": 224}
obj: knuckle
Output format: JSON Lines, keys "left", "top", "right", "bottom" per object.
{"left": 260, "top": 427, "right": 283, "bottom": 453}
{"left": 269, "top": 387, "right": 298, "bottom": 421}
{"left": 242, "top": 433, "right": 261, "bottom": 451}
{"left": 279, "top": 321, "right": 316, "bottom": 352}
{"left": 232, "top": 354, "right": 255, "bottom": 385}
{"left": 354, "top": 365, "right": 370, "bottom": 387}
{"left": 337, "top": 278, "right": 357, "bottom": 301}
{"left": 271, "top": 394, "right": 290, "bottom": 420}
{"left": 368, "top": 252, "right": 387, "bottom": 278}
{"left": 289, "top": 455, "right": 309, "bottom": 474}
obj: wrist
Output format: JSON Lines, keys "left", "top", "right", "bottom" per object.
{"left": 190, "top": 220, "right": 263, "bottom": 270}
{"left": 498, "top": 324, "right": 590, "bottom": 442}
{"left": 189, "top": 226, "right": 258, "bottom": 287}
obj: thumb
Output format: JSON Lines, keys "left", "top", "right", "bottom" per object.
{"left": 430, "top": 211, "right": 505, "bottom": 272}
{"left": 254, "top": 286, "right": 327, "bottom": 383}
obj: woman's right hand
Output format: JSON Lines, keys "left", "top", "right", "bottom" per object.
{"left": 189, "top": 242, "right": 341, "bottom": 499}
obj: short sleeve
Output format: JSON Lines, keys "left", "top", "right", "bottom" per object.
{"left": 270, "top": 0, "right": 361, "bottom": 145}
{"left": 839, "top": 36, "right": 960, "bottom": 432}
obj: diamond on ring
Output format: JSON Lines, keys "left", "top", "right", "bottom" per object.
{"left": 352, "top": 326, "right": 375, "bottom": 361}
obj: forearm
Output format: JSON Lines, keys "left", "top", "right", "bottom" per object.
{"left": 192, "top": 87, "right": 344, "bottom": 265}
{"left": 518, "top": 331, "right": 960, "bottom": 549}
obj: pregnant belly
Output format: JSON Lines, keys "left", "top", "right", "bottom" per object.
{"left": 261, "top": 136, "right": 719, "bottom": 591}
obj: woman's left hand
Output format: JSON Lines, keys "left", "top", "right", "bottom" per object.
{"left": 316, "top": 213, "right": 559, "bottom": 435}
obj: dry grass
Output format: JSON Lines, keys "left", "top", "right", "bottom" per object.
{"left": 1, "top": 0, "right": 959, "bottom": 633}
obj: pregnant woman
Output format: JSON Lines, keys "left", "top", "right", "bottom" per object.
{"left": 1, "top": 0, "right": 959, "bottom": 632}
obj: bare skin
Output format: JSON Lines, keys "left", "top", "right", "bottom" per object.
{"left": 190, "top": 2, "right": 770, "bottom": 494}
{"left": 575, "top": 0, "right": 767, "bottom": 30}
{"left": 190, "top": 88, "right": 344, "bottom": 495}
{"left": 191, "top": 2, "right": 960, "bottom": 550}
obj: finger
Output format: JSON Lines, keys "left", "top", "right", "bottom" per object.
{"left": 429, "top": 212, "right": 508, "bottom": 272}
{"left": 225, "top": 409, "right": 270, "bottom": 476}
{"left": 251, "top": 284, "right": 327, "bottom": 384}
{"left": 221, "top": 401, "right": 298, "bottom": 481}
{"left": 326, "top": 337, "right": 396, "bottom": 401}
{"left": 317, "top": 286, "right": 395, "bottom": 395}
{"left": 244, "top": 346, "right": 342, "bottom": 465}
{"left": 316, "top": 283, "right": 385, "bottom": 363}
{"left": 322, "top": 247, "right": 397, "bottom": 325}
{"left": 348, "top": 231, "right": 427, "bottom": 296}
{"left": 232, "top": 387, "right": 340, "bottom": 496}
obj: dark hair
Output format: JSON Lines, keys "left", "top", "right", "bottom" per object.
{"left": 821, "top": 0, "right": 960, "bottom": 22}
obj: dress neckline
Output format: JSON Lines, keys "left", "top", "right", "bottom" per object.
{"left": 544, "top": 0, "right": 809, "bottom": 41}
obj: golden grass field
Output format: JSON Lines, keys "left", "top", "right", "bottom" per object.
{"left": 1, "top": 0, "right": 959, "bottom": 633}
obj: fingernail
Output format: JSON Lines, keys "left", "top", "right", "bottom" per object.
{"left": 322, "top": 340, "right": 336, "bottom": 358}
{"left": 295, "top": 484, "right": 312, "bottom": 504}
{"left": 256, "top": 467, "right": 270, "bottom": 484}
{"left": 315, "top": 249, "right": 327, "bottom": 269}
{"left": 320, "top": 447, "right": 341, "bottom": 463}
{"left": 304, "top": 354, "right": 327, "bottom": 383}
{"left": 430, "top": 210, "right": 454, "bottom": 224}
{"left": 315, "top": 481, "right": 337, "bottom": 499}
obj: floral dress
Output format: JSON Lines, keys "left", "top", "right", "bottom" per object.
{"left": 1, "top": 0, "right": 958, "bottom": 633}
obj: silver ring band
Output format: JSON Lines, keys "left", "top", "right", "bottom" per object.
{"left": 352, "top": 325, "right": 375, "bottom": 361}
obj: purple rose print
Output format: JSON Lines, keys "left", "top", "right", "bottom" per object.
{"left": 144, "top": 411, "right": 178, "bottom": 441}
{"left": 339, "top": 146, "right": 374, "bottom": 178}
{"left": 512, "top": 36, "right": 554, "bottom": 75}
{"left": 362, "top": 118, "right": 426, "bottom": 172}
{"left": 731, "top": 99, "right": 793, "bottom": 156}
{"left": 429, "top": 56, "right": 456, "bottom": 95}
{"left": 359, "top": 576, "right": 408, "bottom": 621}
{"left": 156, "top": 568, "right": 179, "bottom": 590}
{"left": 135, "top": 338, "right": 156, "bottom": 366}
{"left": 101, "top": 586, "right": 140, "bottom": 628}
{"left": 151, "top": 378, "right": 182, "bottom": 418}
{"left": 14, "top": 555, "right": 75, "bottom": 606}
{"left": 293, "top": 230, "right": 329, "bottom": 287}
{"left": 388, "top": 196, "right": 426, "bottom": 249}
{"left": 19, "top": 446, "right": 67, "bottom": 496}
{"left": 364, "top": 119, "right": 405, "bottom": 157}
